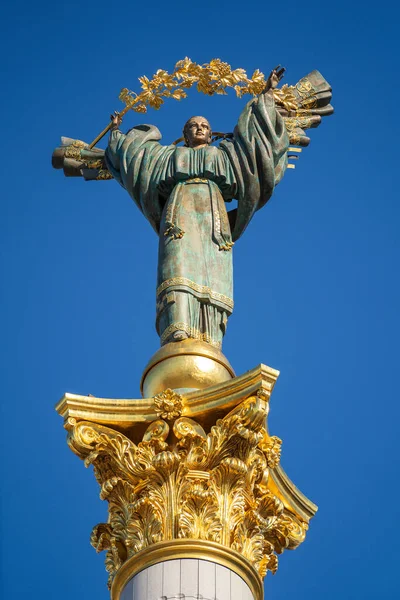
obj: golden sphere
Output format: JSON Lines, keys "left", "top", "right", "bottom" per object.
{"left": 141, "top": 339, "right": 235, "bottom": 397}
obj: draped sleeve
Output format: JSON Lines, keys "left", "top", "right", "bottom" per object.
{"left": 220, "top": 92, "right": 289, "bottom": 242}
{"left": 105, "top": 125, "right": 175, "bottom": 235}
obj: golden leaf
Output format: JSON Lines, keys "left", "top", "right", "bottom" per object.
{"left": 174, "top": 56, "right": 193, "bottom": 71}
{"left": 138, "top": 75, "right": 150, "bottom": 89}
{"left": 119, "top": 88, "right": 130, "bottom": 101}
{"left": 171, "top": 89, "right": 187, "bottom": 100}
{"left": 251, "top": 69, "right": 266, "bottom": 83}
{"left": 133, "top": 104, "right": 147, "bottom": 114}
{"left": 148, "top": 95, "right": 164, "bottom": 110}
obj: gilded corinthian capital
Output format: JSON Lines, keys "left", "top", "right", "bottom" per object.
{"left": 58, "top": 362, "right": 316, "bottom": 597}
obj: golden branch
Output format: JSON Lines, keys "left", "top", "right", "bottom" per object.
{"left": 89, "top": 58, "right": 296, "bottom": 149}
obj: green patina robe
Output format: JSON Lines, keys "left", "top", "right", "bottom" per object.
{"left": 105, "top": 92, "right": 288, "bottom": 348}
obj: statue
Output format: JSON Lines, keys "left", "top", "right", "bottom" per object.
{"left": 55, "top": 61, "right": 331, "bottom": 591}
{"left": 52, "top": 61, "right": 333, "bottom": 351}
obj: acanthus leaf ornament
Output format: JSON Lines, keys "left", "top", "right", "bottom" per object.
{"left": 67, "top": 392, "right": 309, "bottom": 589}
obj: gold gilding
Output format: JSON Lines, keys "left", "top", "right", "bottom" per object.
{"left": 67, "top": 392, "right": 312, "bottom": 590}
{"left": 55, "top": 363, "right": 277, "bottom": 432}
{"left": 153, "top": 388, "right": 184, "bottom": 420}
{"left": 57, "top": 360, "right": 316, "bottom": 593}
{"left": 141, "top": 339, "right": 235, "bottom": 397}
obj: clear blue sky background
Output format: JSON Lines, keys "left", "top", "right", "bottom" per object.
{"left": 1, "top": 1, "right": 399, "bottom": 598}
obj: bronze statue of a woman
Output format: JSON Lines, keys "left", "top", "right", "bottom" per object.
{"left": 53, "top": 67, "right": 333, "bottom": 351}
{"left": 104, "top": 68, "right": 288, "bottom": 349}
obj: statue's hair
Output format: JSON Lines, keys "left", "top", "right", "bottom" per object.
{"left": 183, "top": 116, "right": 212, "bottom": 146}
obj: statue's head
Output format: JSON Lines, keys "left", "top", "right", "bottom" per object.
{"left": 183, "top": 116, "right": 212, "bottom": 148}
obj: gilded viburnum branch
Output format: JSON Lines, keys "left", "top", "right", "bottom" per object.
{"left": 118, "top": 57, "right": 307, "bottom": 116}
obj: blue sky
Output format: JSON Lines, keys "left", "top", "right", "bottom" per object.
{"left": 1, "top": 1, "right": 400, "bottom": 598}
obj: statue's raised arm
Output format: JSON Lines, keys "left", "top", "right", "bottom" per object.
{"left": 220, "top": 66, "right": 289, "bottom": 242}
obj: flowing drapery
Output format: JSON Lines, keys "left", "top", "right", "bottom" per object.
{"left": 105, "top": 92, "right": 288, "bottom": 347}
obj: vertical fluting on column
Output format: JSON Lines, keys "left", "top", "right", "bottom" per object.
{"left": 120, "top": 559, "right": 254, "bottom": 600}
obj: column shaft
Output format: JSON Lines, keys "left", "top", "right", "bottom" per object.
{"left": 120, "top": 559, "right": 254, "bottom": 600}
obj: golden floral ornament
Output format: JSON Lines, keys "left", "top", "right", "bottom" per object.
{"left": 82, "top": 58, "right": 332, "bottom": 152}
{"left": 116, "top": 60, "right": 329, "bottom": 148}
{"left": 117, "top": 58, "right": 320, "bottom": 126}
{"left": 67, "top": 393, "right": 310, "bottom": 590}
{"left": 153, "top": 388, "right": 183, "bottom": 420}
{"left": 118, "top": 58, "right": 270, "bottom": 115}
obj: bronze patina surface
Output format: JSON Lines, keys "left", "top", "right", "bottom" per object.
{"left": 52, "top": 61, "right": 333, "bottom": 352}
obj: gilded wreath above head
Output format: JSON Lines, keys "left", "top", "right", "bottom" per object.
{"left": 52, "top": 57, "right": 334, "bottom": 182}
{"left": 113, "top": 58, "right": 333, "bottom": 149}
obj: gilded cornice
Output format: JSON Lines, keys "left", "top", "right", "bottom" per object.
{"left": 56, "top": 363, "right": 279, "bottom": 429}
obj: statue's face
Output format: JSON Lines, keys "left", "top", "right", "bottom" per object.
{"left": 184, "top": 116, "right": 212, "bottom": 148}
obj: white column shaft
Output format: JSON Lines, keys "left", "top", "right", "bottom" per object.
{"left": 120, "top": 559, "right": 254, "bottom": 600}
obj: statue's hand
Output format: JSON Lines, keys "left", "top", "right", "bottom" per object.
{"left": 110, "top": 111, "right": 122, "bottom": 130}
{"left": 264, "top": 65, "right": 286, "bottom": 93}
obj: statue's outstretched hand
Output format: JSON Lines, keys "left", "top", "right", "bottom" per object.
{"left": 110, "top": 111, "right": 123, "bottom": 130}
{"left": 264, "top": 65, "right": 286, "bottom": 93}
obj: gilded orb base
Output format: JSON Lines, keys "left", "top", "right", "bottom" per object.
{"left": 141, "top": 339, "right": 235, "bottom": 397}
